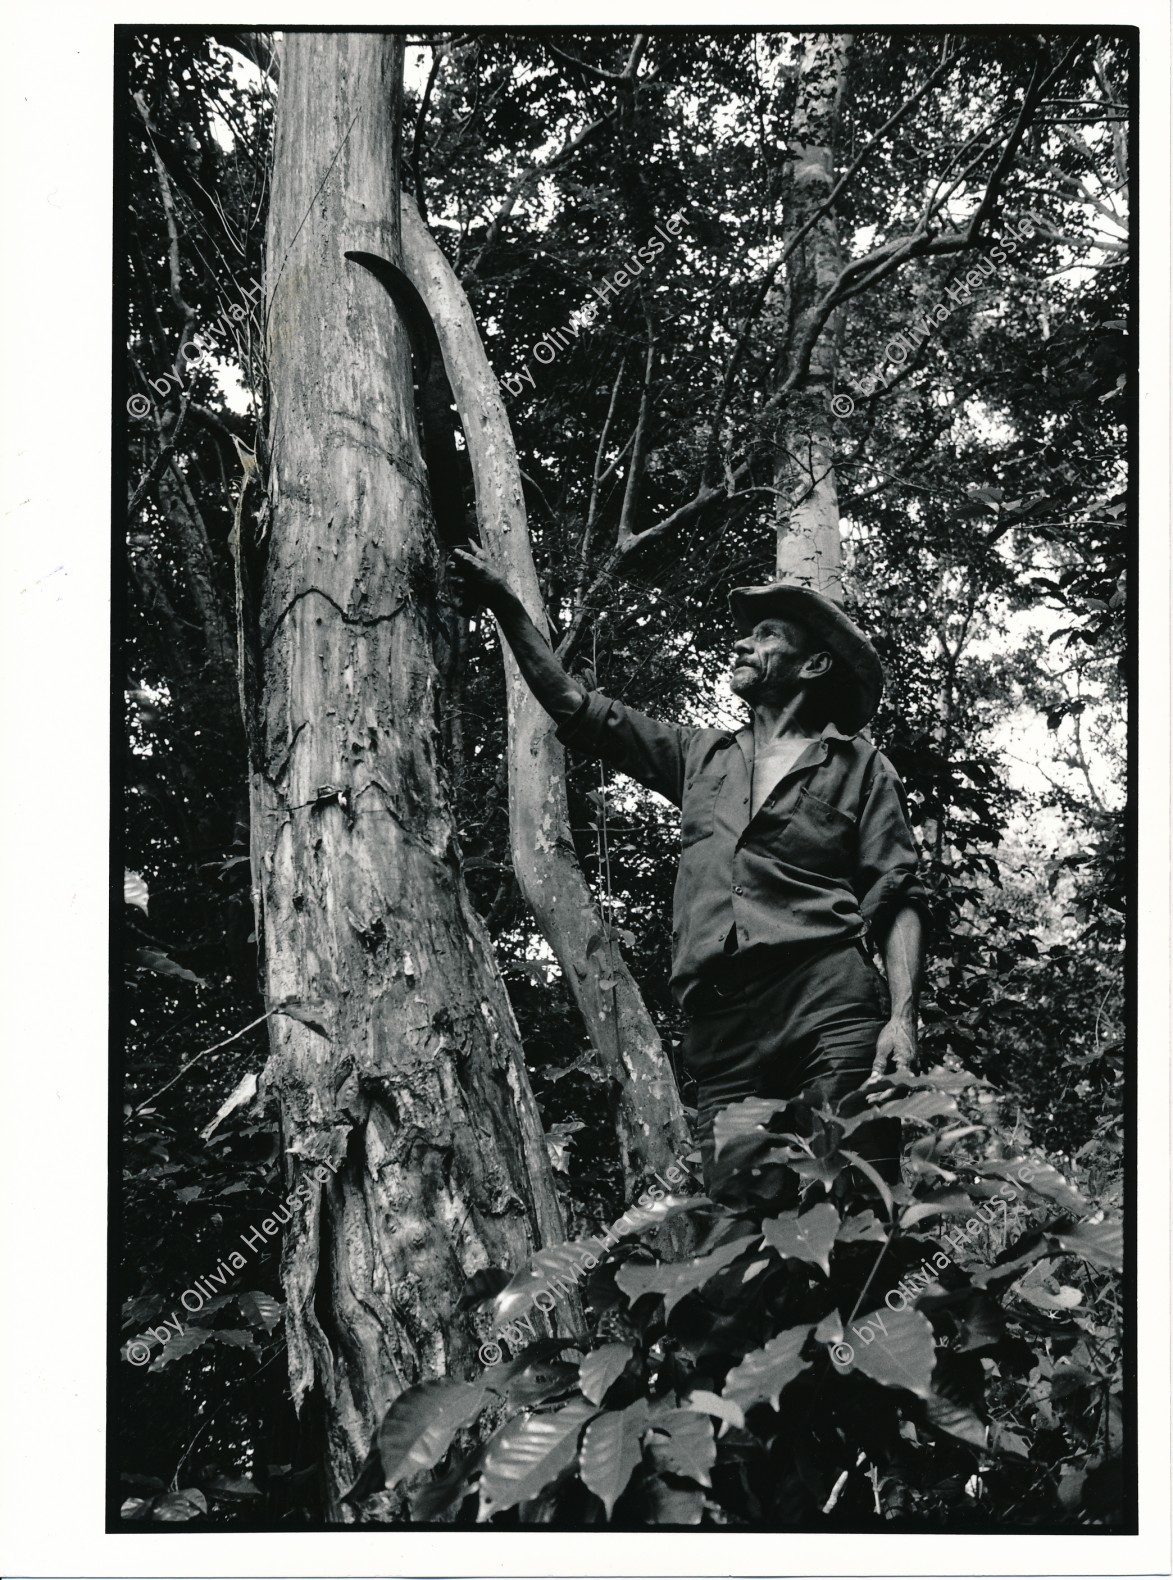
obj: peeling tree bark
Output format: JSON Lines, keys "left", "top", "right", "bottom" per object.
{"left": 399, "top": 197, "right": 693, "bottom": 1202}
{"left": 256, "top": 32, "right": 565, "bottom": 1515}
{"left": 771, "top": 33, "right": 854, "bottom": 593}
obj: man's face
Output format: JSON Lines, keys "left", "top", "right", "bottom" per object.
{"left": 730, "top": 616, "right": 828, "bottom": 705}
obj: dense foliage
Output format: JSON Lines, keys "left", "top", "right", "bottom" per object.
{"left": 347, "top": 1068, "right": 1125, "bottom": 1528}
{"left": 117, "top": 27, "right": 1130, "bottom": 1527}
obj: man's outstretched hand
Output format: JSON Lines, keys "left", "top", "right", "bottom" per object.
{"left": 448, "top": 541, "right": 585, "bottom": 721}
{"left": 449, "top": 540, "right": 515, "bottom": 612}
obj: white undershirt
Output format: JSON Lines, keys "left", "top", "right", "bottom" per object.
{"left": 750, "top": 735, "right": 814, "bottom": 817}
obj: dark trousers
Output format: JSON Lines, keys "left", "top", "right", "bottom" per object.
{"left": 683, "top": 937, "right": 899, "bottom": 1194}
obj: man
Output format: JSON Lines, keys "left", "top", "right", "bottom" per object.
{"left": 452, "top": 542, "right": 930, "bottom": 1186}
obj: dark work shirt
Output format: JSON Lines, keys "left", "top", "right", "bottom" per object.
{"left": 556, "top": 690, "right": 931, "bottom": 1011}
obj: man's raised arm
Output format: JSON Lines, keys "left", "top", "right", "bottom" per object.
{"left": 451, "top": 541, "right": 585, "bottom": 722}
{"left": 450, "top": 541, "right": 691, "bottom": 808}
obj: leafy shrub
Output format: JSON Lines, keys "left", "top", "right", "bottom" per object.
{"left": 351, "top": 1065, "right": 1124, "bottom": 1528}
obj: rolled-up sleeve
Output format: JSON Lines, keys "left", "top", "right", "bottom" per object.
{"left": 555, "top": 690, "right": 692, "bottom": 808}
{"left": 854, "top": 752, "right": 933, "bottom": 941}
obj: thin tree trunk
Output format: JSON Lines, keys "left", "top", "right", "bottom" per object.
{"left": 772, "top": 34, "right": 854, "bottom": 591}
{"left": 399, "top": 197, "right": 693, "bottom": 1202}
{"left": 256, "top": 32, "right": 565, "bottom": 1515}
{"left": 153, "top": 460, "right": 237, "bottom": 686}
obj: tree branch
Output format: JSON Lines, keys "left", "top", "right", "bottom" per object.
{"left": 616, "top": 329, "right": 657, "bottom": 547}
{"left": 704, "top": 46, "right": 957, "bottom": 469}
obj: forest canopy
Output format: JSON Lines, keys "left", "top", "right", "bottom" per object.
{"left": 117, "top": 26, "right": 1130, "bottom": 1531}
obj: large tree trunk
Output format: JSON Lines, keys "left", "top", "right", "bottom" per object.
{"left": 255, "top": 32, "right": 565, "bottom": 1515}
{"left": 771, "top": 33, "right": 854, "bottom": 592}
{"left": 399, "top": 197, "right": 693, "bottom": 1202}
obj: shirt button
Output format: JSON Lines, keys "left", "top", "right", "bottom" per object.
{"left": 733, "top": 885, "right": 744, "bottom": 895}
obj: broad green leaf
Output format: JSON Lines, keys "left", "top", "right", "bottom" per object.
{"left": 410, "top": 1459, "right": 478, "bottom": 1522}
{"left": 681, "top": 1389, "right": 744, "bottom": 1432}
{"left": 482, "top": 1339, "right": 584, "bottom": 1398}
{"left": 761, "top": 1203, "right": 840, "bottom": 1273}
{"left": 150, "top": 1488, "right": 207, "bottom": 1521}
{"left": 843, "top": 1089, "right": 959, "bottom": 1130}
{"left": 205, "top": 1475, "right": 262, "bottom": 1500}
{"left": 199, "top": 1070, "right": 259, "bottom": 1141}
{"left": 951, "top": 1290, "right": 1006, "bottom": 1352}
{"left": 837, "top": 1209, "right": 888, "bottom": 1243}
{"left": 458, "top": 1267, "right": 511, "bottom": 1311}
{"left": 132, "top": 947, "right": 205, "bottom": 987}
{"left": 881, "top": 1065, "right": 983, "bottom": 1093}
{"left": 615, "top": 1235, "right": 757, "bottom": 1316}
{"left": 850, "top": 1307, "right": 936, "bottom": 1398}
{"left": 722, "top": 1323, "right": 813, "bottom": 1413}
{"left": 970, "top": 1157, "right": 1087, "bottom": 1214}
{"left": 645, "top": 1407, "right": 715, "bottom": 1487}
{"left": 969, "top": 1234, "right": 1050, "bottom": 1289}
{"left": 372, "top": 1378, "right": 488, "bottom": 1492}
{"left": 788, "top": 1150, "right": 848, "bottom": 1190}
{"left": 124, "top": 870, "right": 149, "bottom": 912}
{"left": 633, "top": 1478, "right": 704, "bottom": 1524}
{"left": 1053, "top": 1217, "right": 1123, "bottom": 1271}
{"left": 599, "top": 1191, "right": 710, "bottom": 1243}
{"left": 580, "top": 1398, "right": 649, "bottom": 1518}
{"left": 813, "top": 1309, "right": 844, "bottom": 1344}
{"left": 235, "top": 1290, "right": 283, "bottom": 1333}
{"left": 145, "top": 1326, "right": 217, "bottom": 1369}
{"left": 989, "top": 1423, "right": 1031, "bottom": 1459}
{"left": 840, "top": 1150, "right": 894, "bottom": 1215}
{"left": 924, "top": 1391, "right": 988, "bottom": 1448}
{"left": 492, "top": 1240, "right": 597, "bottom": 1321}
{"left": 900, "top": 1190, "right": 978, "bottom": 1229}
{"left": 505, "top": 1359, "right": 579, "bottom": 1408}
{"left": 272, "top": 1000, "right": 332, "bottom": 1039}
{"left": 712, "top": 1097, "right": 791, "bottom": 1158}
{"left": 140, "top": 1325, "right": 258, "bottom": 1372}
{"left": 204, "top": 1328, "right": 256, "bottom": 1351}
{"left": 579, "top": 1343, "right": 633, "bottom": 1406}
{"left": 478, "top": 1397, "right": 597, "bottom": 1519}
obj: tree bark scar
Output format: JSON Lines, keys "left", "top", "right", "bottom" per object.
{"left": 344, "top": 250, "right": 476, "bottom": 554}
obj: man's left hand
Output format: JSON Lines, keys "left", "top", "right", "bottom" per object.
{"left": 866, "top": 1015, "right": 918, "bottom": 1085}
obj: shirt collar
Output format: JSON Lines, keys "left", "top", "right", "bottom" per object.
{"left": 731, "top": 718, "right": 856, "bottom": 747}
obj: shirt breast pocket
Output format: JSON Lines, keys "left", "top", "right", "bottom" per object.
{"left": 775, "top": 788, "right": 856, "bottom": 876}
{"left": 681, "top": 770, "right": 726, "bottom": 847}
